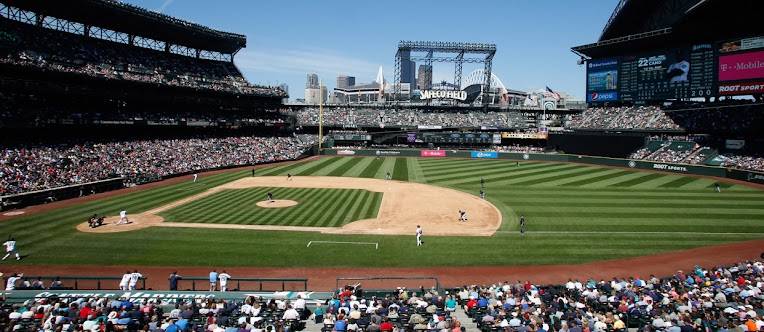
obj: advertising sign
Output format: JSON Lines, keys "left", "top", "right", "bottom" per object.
{"left": 337, "top": 150, "right": 356, "bottom": 155}
{"left": 420, "top": 150, "right": 446, "bottom": 157}
{"left": 406, "top": 132, "right": 417, "bottom": 143}
{"left": 586, "top": 58, "right": 619, "bottom": 102}
{"left": 719, "top": 81, "right": 764, "bottom": 95}
{"left": 719, "top": 50, "right": 764, "bottom": 81}
{"left": 470, "top": 151, "right": 498, "bottom": 159}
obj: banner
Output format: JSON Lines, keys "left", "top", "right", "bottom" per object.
{"left": 417, "top": 125, "right": 442, "bottom": 130}
{"left": 337, "top": 150, "right": 356, "bottom": 155}
{"left": 718, "top": 81, "right": 764, "bottom": 95}
{"left": 719, "top": 50, "right": 764, "bottom": 81}
{"left": 470, "top": 151, "right": 498, "bottom": 159}
{"left": 406, "top": 133, "right": 417, "bottom": 143}
{"left": 420, "top": 150, "right": 446, "bottom": 157}
{"left": 0, "top": 290, "right": 332, "bottom": 304}
{"left": 725, "top": 139, "right": 746, "bottom": 150}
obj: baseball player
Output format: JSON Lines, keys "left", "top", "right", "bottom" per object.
{"left": 2, "top": 236, "right": 20, "bottom": 261}
{"left": 117, "top": 210, "right": 129, "bottom": 225}
{"left": 520, "top": 215, "right": 527, "bottom": 235}
{"left": 287, "top": 173, "right": 293, "bottom": 181}
{"left": 193, "top": 173, "right": 198, "bottom": 183}
{"left": 119, "top": 271, "right": 131, "bottom": 291}
{"left": 267, "top": 192, "right": 274, "bottom": 202}
{"left": 385, "top": 171, "right": 392, "bottom": 180}
{"left": 5, "top": 273, "right": 22, "bottom": 290}
{"left": 218, "top": 270, "right": 232, "bottom": 292}
{"left": 714, "top": 183, "right": 721, "bottom": 193}
{"left": 415, "top": 225, "right": 423, "bottom": 246}
{"left": 458, "top": 210, "right": 468, "bottom": 222}
{"left": 129, "top": 270, "right": 143, "bottom": 290}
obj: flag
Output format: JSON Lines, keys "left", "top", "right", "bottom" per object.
{"left": 546, "top": 86, "right": 561, "bottom": 100}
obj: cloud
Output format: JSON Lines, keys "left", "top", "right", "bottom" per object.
{"left": 236, "top": 48, "right": 383, "bottom": 84}
{"left": 156, "top": 0, "right": 174, "bottom": 12}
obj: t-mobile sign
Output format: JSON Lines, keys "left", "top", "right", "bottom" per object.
{"left": 719, "top": 50, "right": 764, "bottom": 81}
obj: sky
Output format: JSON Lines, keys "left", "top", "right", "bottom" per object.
{"left": 124, "top": 0, "right": 619, "bottom": 100}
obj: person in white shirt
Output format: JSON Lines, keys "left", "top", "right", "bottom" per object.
{"left": 129, "top": 270, "right": 143, "bottom": 290}
{"left": 294, "top": 295, "right": 306, "bottom": 310}
{"left": 193, "top": 173, "right": 198, "bottom": 183}
{"left": 118, "top": 210, "right": 129, "bottom": 225}
{"left": 119, "top": 271, "right": 131, "bottom": 291}
{"left": 282, "top": 305, "right": 299, "bottom": 320}
{"left": 218, "top": 271, "right": 231, "bottom": 292}
{"left": 416, "top": 225, "right": 423, "bottom": 246}
{"left": 5, "top": 273, "right": 22, "bottom": 290}
{"left": 2, "top": 237, "right": 20, "bottom": 260}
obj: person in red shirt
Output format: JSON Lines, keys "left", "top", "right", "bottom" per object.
{"left": 524, "top": 280, "right": 532, "bottom": 292}
{"left": 78, "top": 303, "right": 93, "bottom": 320}
{"left": 380, "top": 317, "right": 394, "bottom": 332}
{"left": 466, "top": 298, "right": 477, "bottom": 311}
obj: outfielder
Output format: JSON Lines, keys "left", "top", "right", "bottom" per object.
{"left": 520, "top": 215, "right": 526, "bottom": 235}
{"left": 415, "top": 225, "right": 423, "bottom": 246}
{"left": 2, "top": 236, "right": 20, "bottom": 261}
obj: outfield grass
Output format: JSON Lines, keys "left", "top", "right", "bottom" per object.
{"left": 2, "top": 156, "right": 764, "bottom": 267}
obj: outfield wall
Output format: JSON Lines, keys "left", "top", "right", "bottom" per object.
{"left": 324, "top": 148, "right": 764, "bottom": 184}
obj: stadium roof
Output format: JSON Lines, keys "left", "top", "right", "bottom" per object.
{"left": 573, "top": 0, "right": 764, "bottom": 59}
{"left": 2, "top": 0, "right": 246, "bottom": 54}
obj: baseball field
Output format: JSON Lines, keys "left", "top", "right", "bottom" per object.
{"left": 2, "top": 156, "right": 764, "bottom": 270}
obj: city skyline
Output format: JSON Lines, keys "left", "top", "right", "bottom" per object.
{"left": 123, "top": 0, "right": 619, "bottom": 100}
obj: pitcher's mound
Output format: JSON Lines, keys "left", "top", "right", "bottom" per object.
{"left": 256, "top": 200, "right": 298, "bottom": 208}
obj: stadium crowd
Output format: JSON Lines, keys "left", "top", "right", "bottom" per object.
{"left": 0, "top": 136, "right": 316, "bottom": 195}
{"left": 290, "top": 108, "right": 531, "bottom": 129}
{"left": 2, "top": 260, "right": 764, "bottom": 331}
{"left": 0, "top": 19, "right": 284, "bottom": 97}
{"left": 568, "top": 106, "right": 682, "bottom": 131}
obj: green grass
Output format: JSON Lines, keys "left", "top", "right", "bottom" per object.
{"left": 2, "top": 156, "right": 764, "bottom": 268}
{"left": 160, "top": 187, "right": 381, "bottom": 227}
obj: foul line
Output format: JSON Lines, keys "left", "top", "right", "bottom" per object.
{"left": 493, "top": 230, "right": 764, "bottom": 235}
{"left": 307, "top": 241, "right": 379, "bottom": 250}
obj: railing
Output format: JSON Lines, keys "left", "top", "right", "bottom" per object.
{"left": 15, "top": 276, "right": 147, "bottom": 290}
{"left": 174, "top": 277, "right": 308, "bottom": 291}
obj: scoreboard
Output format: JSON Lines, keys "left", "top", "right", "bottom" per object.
{"left": 586, "top": 36, "right": 763, "bottom": 103}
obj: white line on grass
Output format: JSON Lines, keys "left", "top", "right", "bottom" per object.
{"left": 307, "top": 241, "right": 379, "bottom": 249}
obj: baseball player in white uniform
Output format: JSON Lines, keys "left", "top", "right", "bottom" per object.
{"left": 2, "top": 237, "right": 20, "bottom": 260}
{"left": 5, "top": 273, "right": 22, "bottom": 290}
{"left": 218, "top": 270, "right": 232, "bottom": 292}
{"left": 119, "top": 271, "right": 131, "bottom": 290}
{"left": 416, "top": 225, "right": 423, "bottom": 247}
{"left": 193, "top": 173, "right": 198, "bottom": 183}
{"left": 129, "top": 270, "right": 143, "bottom": 290}
{"left": 117, "top": 210, "right": 129, "bottom": 225}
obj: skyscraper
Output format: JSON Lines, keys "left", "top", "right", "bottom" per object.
{"left": 336, "top": 75, "right": 356, "bottom": 89}
{"left": 417, "top": 64, "right": 432, "bottom": 90}
{"left": 399, "top": 50, "right": 416, "bottom": 89}
{"left": 306, "top": 73, "right": 319, "bottom": 89}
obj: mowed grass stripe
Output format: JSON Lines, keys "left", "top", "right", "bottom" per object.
{"left": 428, "top": 162, "right": 557, "bottom": 184}
{"left": 322, "top": 190, "right": 362, "bottom": 228}
{"left": 451, "top": 164, "right": 584, "bottom": 187}
{"left": 419, "top": 159, "right": 507, "bottom": 173}
{"left": 279, "top": 188, "right": 323, "bottom": 226}
{"left": 311, "top": 189, "right": 354, "bottom": 227}
{"left": 359, "top": 158, "right": 384, "bottom": 178}
{"left": 608, "top": 173, "right": 667, "bottom": 187}
{"left": 508, "top": 201, "right": 764, "bottom": 209}
{"left": 560, "top": 170, "right": 634, "bottom": 187}
{"left": 423, "top": 161, "right": 538, "bottom": 178}
{"left": 297, "top": 157, "right": 342, "bottom": 175}
{"left": 333, "top": 189, "right": 365, "bottom": 225}
{"left": 658, "top": 176, "right": 698, "bottom": 188}
{"left": 511, "top": 167, "right": 611, "bottom": 186}
{"left": 424, "top": 162, "right": 542, "bottom": 180}
{"left": 392, "top": 158, "right": 409, "bottom": 181}
{"left": 348, "top": 191, "right": 371, "bottom": 221}
{"left": 356, "top": 192, "right": 382, "bottom": 222}
{"left": 328, "top": 157, "right": 364, "bottom": 176}
{"left": 366, "top": 192, "right": 383, "bottom": 218}
{"left": 258, "top": 160, "right": 310, "bottom": 176}
{"left": 218, "top": 188, "right": 268, "bottom": 224}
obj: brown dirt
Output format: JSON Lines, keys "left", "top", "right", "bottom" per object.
{"left": 76, "top": 176, "right": 502, "bottom": 236}
{"left": 0, "top": 157, "right": 318, "bottom": 223}
{"left": 1, "top": 238, "right": 762, "bottom": 291}
{"left": 255, "top": 200, "right": 298, "bottom": 208}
